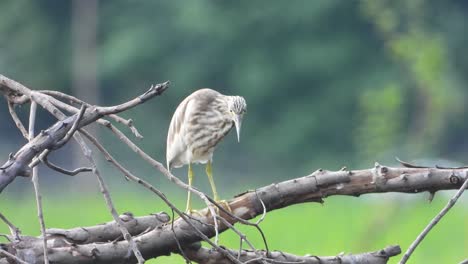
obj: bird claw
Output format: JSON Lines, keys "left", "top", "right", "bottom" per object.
{"left": 213, "top": 200, "right": 232, "bottom": 214}
{"left": 186, "top": 209, "right": 204, "bottom": 217}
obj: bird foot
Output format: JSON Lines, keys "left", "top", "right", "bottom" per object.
{"left": 213, "top": 199, "right": 232, "bottom": 214}
{"left": 186, "top": 209, "right": 204, "bottom": 217}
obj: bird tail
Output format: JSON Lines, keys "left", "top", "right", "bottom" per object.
{"left": 166, "top": 160, "right": 171, "bottom": 172}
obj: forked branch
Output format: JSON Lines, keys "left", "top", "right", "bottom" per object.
{"left": 0, "top": 74, "right": 169, "bottom": 192}
{"left": 1, "top": 162, "right": 466, "bottom": 263}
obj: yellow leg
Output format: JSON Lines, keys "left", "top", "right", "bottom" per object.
{"left": 186, "top": 163, "right": 194, "bottom": 213}
{"left": 206, "top": 160, "right": 220, "bottom": 201}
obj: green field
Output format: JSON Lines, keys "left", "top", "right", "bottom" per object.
{"left": 1, "top": 191, "right": 466, "bottom": 264}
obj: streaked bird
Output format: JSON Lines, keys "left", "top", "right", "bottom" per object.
{"left": 166, "top": 89, "right": 247, "bottom": 212}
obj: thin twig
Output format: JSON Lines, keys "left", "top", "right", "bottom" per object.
{"left": 171, "top": 209, "right": 191, "bottom": 264}
{"left": 73, "top": 132, "right": 145, "bottom": 264}
{"left": 40, "top": 154, "right": 92, "bottom": 176}
{"left": 399, "top": 173, "right": 468, "bottom": 264}
{"left": 0, "top": 213, "right": 20, "bottom": 241}
{"left": 10, "top": 85, "right": 162, "bottom": 263}
{"left": 204, "top": 193, "right": 270, "bottom": 253}
{"left": 28, "top": 101, "right": 49, "bottom": 264}
{"left": 53, "top": 104, "right": 86, "bottom": 148}
{"left": 79, "top": 129, "right": 243, "bottom": 264}
{"left": 6, "top": 100, "right": 28, "bottom": 139}
{"left": 99, "top": 116, "right": 271, "bottom": 252}
{"left": 39, "top": 89, "right": 143, "bottom": 138}
{"left": 100, "top": 122, "right": 222, "bottom": 245}
{"left": 0, "top": 248, "right": 28, "bottom": 264}
{"left": 44, "top": 92, "right": 144, "bottom": 140}
{"left": 216, "top": 216, "right": 256, "bottom": 251}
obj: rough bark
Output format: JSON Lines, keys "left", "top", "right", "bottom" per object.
{"left": 1, "top": 163, "right": 465, "bottom": 263}
{"left": 183, "top": 243, "right": 401, "bottom": 264}
{"left": 46, "top": 213, "right": 170, "bottom": 244}
{"left": 0, "top": 74, "right": 169, "bottom": 192}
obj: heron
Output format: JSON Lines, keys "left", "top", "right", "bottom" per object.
{"left": 166, "top": 88, "right": 247, "bottom": 213}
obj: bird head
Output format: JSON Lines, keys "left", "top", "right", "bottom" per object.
{"left": 227, "top": 96, "right": 247, "bottom": 142}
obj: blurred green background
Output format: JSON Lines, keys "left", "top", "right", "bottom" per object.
{"left": 0, "top": 1, "right": 467, "bottom": 263}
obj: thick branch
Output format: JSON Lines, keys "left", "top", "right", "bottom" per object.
{"left": 183, "top": 243, "right": 401, "bottom": 264}
{"left": 47, "top": 212, "right": 170, "bottom": 244}
{"left": 1, "top": 163, "right": 466, "bottom": 263}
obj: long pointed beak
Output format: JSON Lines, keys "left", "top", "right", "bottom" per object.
{"left": 234, "top": 114, "right": 242, "bottom": 142}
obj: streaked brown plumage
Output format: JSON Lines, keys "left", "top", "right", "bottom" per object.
{"left": 166, "top": 88, "right": 246, "bottom": 212}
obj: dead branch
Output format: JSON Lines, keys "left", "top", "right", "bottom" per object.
{"left": 1, "top": 162, "right": 466, "bottom": 263}
{"left": 28, "top": 101, "right": 49, "bottom": 264}
{"left": 0, "top": 213, "right": 20, "bottom": 241}
{"left": 1, "top": 74, "right": 239, "bottom": 263}
{"left": 39, "top": 89, "right": 144, "bottom": 138}
{"left": 1, "top": 75, "right": 466, "bottom": 263}
{"left": 0, "top": 74, "right": 169, "bottom": 192}
{"left": 183, "top": 243, "right": 401, "bottom": 264}
{"left": 73, "top": 132, "right": 145, "bottom": 264}
{"left": 40, "top": 154, "right": 92, "bottom": 176}
{"left": 46, "top": 212, "right": 170, "bottom": 244}
{"left": 399, "top": 173, "right": 468, "bottom": 264}
{"left": 0, "top": 248, "right": 28, "bottom": 264}
{"left": 78, "top": 129, "right": 244, "bottom": 264}
{"left": 6, "top": 100, "right": 28, "bottom": 139}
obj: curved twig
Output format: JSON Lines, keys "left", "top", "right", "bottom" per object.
{"left": 39, "top": 90, "right": 143, "bottom": 138}
{"left": 28, "top": 101, "right": 49, "bottom": 264}
{"left": 78, "top": 129, "right": 243, "bottom": 264}
{"left": 399, "top": 172, "right": 468, "bottom": 264}
{"left": 6, "top": 100, "right": 28, "bottom": 139}
{"left": 40, "top": 154, "right": 92, "bottom": 176}
{"left": 53, "top": 104, "right": 86, "bottom": 148}
{"left": 0, "top": 213, "right": 20, "bottom": 241}
{"left": 73, "top": 132, "right": 145, "bottom": 264}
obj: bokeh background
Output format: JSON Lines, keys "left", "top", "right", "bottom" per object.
{"left": 0, "top": 1, "right": 467, "bottom": 263}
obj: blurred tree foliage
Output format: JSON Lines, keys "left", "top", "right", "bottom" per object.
{"left": 1, "top": 0, "right": 468, "bottom": 188}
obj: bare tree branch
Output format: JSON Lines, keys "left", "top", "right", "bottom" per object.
{"left": 183, "top": 243, "right": 401, "bottom": 264}
{"left": 399, "top": 172, "right": 468, "bottom": 264}
{"left": 2, "top": 75, "right": 235, "bottom": 263}
{"left": 73, "top": 132, "right": 145, "bottom": 264}
{"left": 1, "top": 162, "right": 466, "bottom": 263}
{"left": 40, "top": 154, "right": 92, "bottom": 176}
{"left": 43, "top": 94, "right": 227, "bottom": 248}
{"left": 28, "top": 101, "right": 49, "bottom": 264}
{"left": 46, "top": 212, "right": 170, "bottom": 244}
{"left": 0, "top": 212, "right": 20, "bottom": 241}
{"left": 39, "top": 89, "right": 144, "bottom": 138}
{"left": 0, "top": 74, "right": 169, "bottom": 192}
{"left": 22, "top": 84, "right": 229, "bottom": 251}
{"left": 0, "top": 248, "right": 28, "bottom": 264}
{"left": 54, "top": 104, "right": 86, "bottom": 148}
{"left": 6, "top": 100, "right": 28, "bottom": 140}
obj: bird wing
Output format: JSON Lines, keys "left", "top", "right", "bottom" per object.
{"left": 166, "top": 89, "right": 221, "bottom": 169}
{"left": 166, "top": 96, "right": 189, "bottom": 169}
